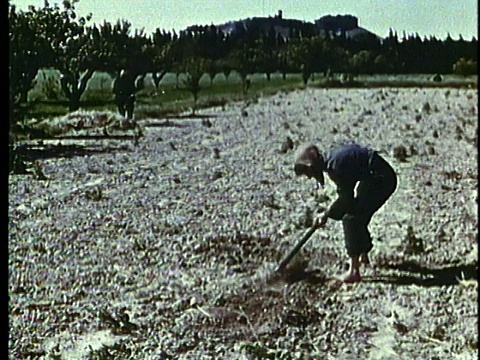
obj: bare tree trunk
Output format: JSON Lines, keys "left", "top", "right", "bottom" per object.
{"left": 136, "top": 73, "right": 147, "bottom": 91}
{"left": 302, "top": 70, "right": 309, "bottom": 86}
{"left": 61, "top": 69, "right": 95, "bottom": 111}
{"left": 152, "top": 70, "right": 167, "bottom": 89}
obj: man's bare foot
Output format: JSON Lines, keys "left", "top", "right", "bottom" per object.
{"left": 337, "top": 271, "right": 361, "bottom": 283}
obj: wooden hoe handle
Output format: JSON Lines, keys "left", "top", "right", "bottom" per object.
{"left": 275, "top": 225, "right": 318, "bottom": 273}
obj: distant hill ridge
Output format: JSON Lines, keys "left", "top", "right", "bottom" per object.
{"left": 186, "top": 11, "right": 380, "bottom": 41}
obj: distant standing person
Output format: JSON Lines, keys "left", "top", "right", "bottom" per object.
{"left": 294, "top": 143, "right": 397, "bottom": 283}
{"left": 113, "top": 68, "right": 137, "bottom": 119}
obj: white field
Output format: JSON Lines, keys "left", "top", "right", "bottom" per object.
{"left": 9, "top": 87, "right": 478, "bottom": 359}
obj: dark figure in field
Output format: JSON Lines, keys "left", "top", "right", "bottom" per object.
{"left": 113, "top": 69, "right": 137, "bottom": 119}
{"left": 294, "top": 143, "right": 397, "bottom": 283}
{"left": 433, "top": 73, "right": 443, "bottom": 82}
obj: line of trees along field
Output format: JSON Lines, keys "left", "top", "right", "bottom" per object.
{"left": 9, "top": 0, "right": 478, "bottom": 120}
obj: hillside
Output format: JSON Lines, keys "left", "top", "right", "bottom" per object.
{"left": 188, "top": 12, "right": 379, "bottom": 40}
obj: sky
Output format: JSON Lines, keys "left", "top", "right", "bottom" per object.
{"left": 10, "top": 0, "right": 478, "bottom": 40}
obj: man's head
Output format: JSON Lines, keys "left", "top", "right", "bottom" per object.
{"left": 294, "top": 144, "right": 326, "bottom": 187}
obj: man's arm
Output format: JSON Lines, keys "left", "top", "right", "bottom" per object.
{"left": 324, "top": 180, "right": 356, "bottom": 220}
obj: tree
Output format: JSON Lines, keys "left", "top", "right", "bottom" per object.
{"left": 219, "top": 59, "right": 233, "bottom": 83}
{"left": 32, "top": 0, "right": 94, "bottom": 111}
{"left": 348, "top": 50, "right": 375, "bottom": 75}
{"left": 228, "top": 43, "right": 257, "bottom": 94}
{"left": 373, "top": 54, "right": 390, "bottom": 74}
{"left": 254, "top": 36, "right": 279, "bottom": 81}
{"left": 89, "top": 19, "right": 153, "bottom": 98}
{"left": 168, "top": 35, "right": 191, "bottom": 89}
{"left": 328, "top": 45, "right": 349, "bottom": 75}
{"left": 150, "top": 29, "right": 174, "bottom": 89}
{"left": 87, "top": 22, "right": 121, "bottom": 76}
{"left": 172, "top": 61, "right": 185, "bottom": 89}
{"left": 183, "top": 57, "right": 208, "bottom": 114}
{"left": 453, "top": 58, "right": 477, "bottom": 76}
{"left": 125, "top": 27, "right": 155, "bottom": 88}
{"left": 150, "top": 43, "right": 173, "bottom": 89}
{"left": 277, "top": 46, "right": 290, "bottom": 80}
{"left": 288, "top": 36, "right": 328, "bottom": 86}
{"left": 9, "top": 4, "right": 51, "bottom": 124}
{"left": 205, "top": 59, "right": 219, "bottom": 86}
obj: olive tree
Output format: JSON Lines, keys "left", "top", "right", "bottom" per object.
{"left": 288, "top": 35, "right": 333, "bottom": 85}
{"left": 9, "top": 3, "right": 53, "bottom": 124}
{"left": 228, "top": 43, "right": 257, "bottom": 94}
{"left": 287, "top": 37, "right": 316, "bottom": 86}
{"left": 183, "top": 57, "right": 209, "bottom": 114}
{"left": 30, "top": 0, "right": 94, "bottom": 111}
{"left": 219, "top": 59, "right": 233, "bottom": 83}
{"left": 348, "top": 50, "right": 376, "bottom": 76}
{"left": 150, "top": 30, "right": 174, "bottom": 89}
{"left": 254, "top": 37, "right": 279, "bottom": 81}
{"left": 453, "top": 58, "right": 477, "bottom": 76}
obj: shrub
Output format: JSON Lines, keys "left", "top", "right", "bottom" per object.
{"left": 41, "top": 74, "right": 61, "bottom": 100}
{"left": 453, "top": 58, "right": 477, "bottom": 76}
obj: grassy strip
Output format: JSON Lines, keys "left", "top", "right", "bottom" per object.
{"left": 23, "top": 73, "right": 304, "bottom": 122}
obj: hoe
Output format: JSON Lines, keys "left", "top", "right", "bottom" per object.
{"left": 274, "top": 224, "right": 318, "bottom": 273}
